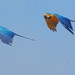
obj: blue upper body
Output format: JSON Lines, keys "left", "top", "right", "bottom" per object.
{"left": 0, "top": 26, "right": 15, "bottom": 45}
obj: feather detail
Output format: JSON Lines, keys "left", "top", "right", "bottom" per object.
{"left": 54, "top": 13, "right": 74, "bottom": 34}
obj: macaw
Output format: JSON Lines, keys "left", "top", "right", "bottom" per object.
{"left": 44, "top": 13, "right": 75, "bottom": 34}
{"left": 0, "top": 26, "right": 35, "bottom": 46}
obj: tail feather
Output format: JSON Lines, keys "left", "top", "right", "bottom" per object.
{"left": 15, "top": 34, "right": 35, "bottom": 41}
{"left": 71, "top": 20, "right": 75, "bottom": 22}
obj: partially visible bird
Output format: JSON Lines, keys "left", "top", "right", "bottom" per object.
{"left": 0, "top": 26, "right": 35, "bottom": 46}
{"left": 44, "top": 13, "right": 75, "bottom": 34}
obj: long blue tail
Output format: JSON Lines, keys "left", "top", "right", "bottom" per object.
{"left": 71, "top": 20, "right": 75, "bottom": 22}
{"left": 15, "top": 33, "right": 35, "bottom": 41}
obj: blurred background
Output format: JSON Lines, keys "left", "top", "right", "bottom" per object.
{"left": 0, "top": 0, "right": 75, "bottom": 75}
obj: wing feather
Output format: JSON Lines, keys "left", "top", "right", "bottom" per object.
{"left": 54, "top": 13, "right": 74, "bottom": 34}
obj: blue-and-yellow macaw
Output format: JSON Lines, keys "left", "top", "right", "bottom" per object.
{"left": 44, "top": 13, "right": 75, "bottom": 34}
{"left": 0, "top": 26, "right": 35, "bottom": 46}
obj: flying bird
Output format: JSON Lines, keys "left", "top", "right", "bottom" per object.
{"left": 0, "top": 26, "right": 35, "bottom": 46}
{"left": 44, "top": 13, "right": 75, "bottom": 34}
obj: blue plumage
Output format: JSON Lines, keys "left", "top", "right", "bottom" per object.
{"left": 54, "top": 13, "right": 74, "bottom": 34}
{"left": 0, "top": 26, "right": 35, "bottom": 46}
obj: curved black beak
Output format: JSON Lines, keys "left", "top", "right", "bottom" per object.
{"left": 44, "top": 15, "right": 47, "bottom": 19}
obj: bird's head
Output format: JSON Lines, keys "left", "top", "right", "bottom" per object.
{"left": 44, "top": 13, "right": 52, "bottom": 19}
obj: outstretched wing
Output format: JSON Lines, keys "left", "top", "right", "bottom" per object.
{"left": 54, "top": 13, "right": 74, "bottom": 34}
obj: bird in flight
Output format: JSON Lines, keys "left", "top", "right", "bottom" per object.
{"left": 0, "top": 26, "right": 35, "bottom": 46}
{"left": 44, "top": 13, "right": 75, "bottom": 34}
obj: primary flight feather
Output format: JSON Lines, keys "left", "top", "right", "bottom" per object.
{"left": 44, "top": 13, "right": 75, "bottom": 34}
{"left": 0, "top": 26, "right": 35, "bottom": 46}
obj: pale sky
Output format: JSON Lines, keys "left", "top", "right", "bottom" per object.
{"left": 0, "top": 0, "right": 75, "bottom": 75}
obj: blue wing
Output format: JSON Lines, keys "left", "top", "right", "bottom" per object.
{"left": 54, "top": 13, "right": 74, "bottom": 34}
{"left": 0, "top": 26, "right": 35, "bottom": 46}
{"left": 0, "top": 26, "right": 15, "bottom": 45}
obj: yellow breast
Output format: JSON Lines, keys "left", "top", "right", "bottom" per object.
{"left": 45, "top": 14, "right": 59, "bottom": 31}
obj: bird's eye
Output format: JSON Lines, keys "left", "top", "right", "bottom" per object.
{"left": 48, "top": 16, "right": 51, "bottom": 19}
